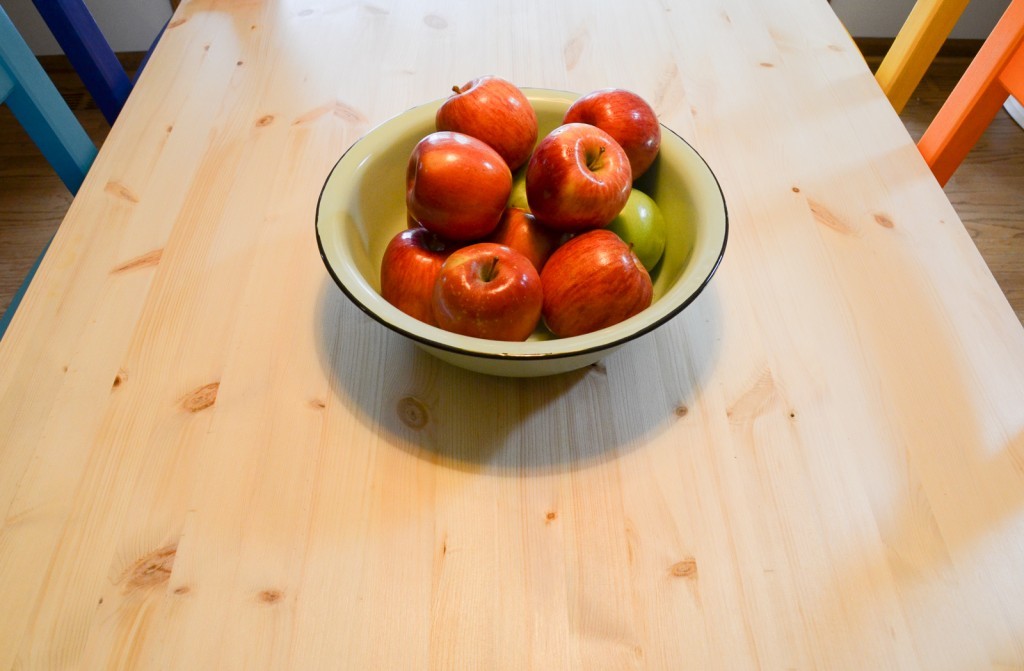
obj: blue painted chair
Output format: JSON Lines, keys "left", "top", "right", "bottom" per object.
{"left": 0, "top": 4, "right": 98, "bottom": 337}
{"left": 31, "top": 0, "right": 167, "bottom": 125}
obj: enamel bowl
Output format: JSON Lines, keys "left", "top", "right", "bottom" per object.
{"left": 316, "top": 88, "right": 727, "bottom": 377}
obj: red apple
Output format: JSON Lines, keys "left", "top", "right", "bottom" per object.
{"left": 525, "top": 123, "right": 632, "bottom": 232}
{"left": 380, "top": 227, "right": 456, "bottom": 326}
{"left": 435, "top": 75, "right": 539, "bottom": 171}
{"left": 406, "top": 131, "right": 512, "bottom": 241}
{"left": 432, "top": 243, "right": 543, "bottom": 341}
{"left": 486, "top": 207, "right": 560, "bottom": 273}
{"left": 563, "top": 88, "right": 661, "bottom": 180}
{"left": 540, "top": 229, "right": 653, "bottom": 337}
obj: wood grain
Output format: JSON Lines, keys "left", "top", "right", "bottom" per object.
{"left": 4, "top": 58, "right": 1021, "bottom": 324}
{"left": 1, "top": 1, "right": 1023, "bottom": 669}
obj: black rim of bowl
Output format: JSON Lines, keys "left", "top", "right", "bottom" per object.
{"left": 315, "top": 109, "right": 729, "bottom": 362}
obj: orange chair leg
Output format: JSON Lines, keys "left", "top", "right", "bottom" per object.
{"left": 917, "top": 0, "right": 1024, "bottom": 186}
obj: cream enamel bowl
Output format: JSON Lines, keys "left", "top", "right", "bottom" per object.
{"left": 316, "top": 88, "right": 727, "bottom": 377}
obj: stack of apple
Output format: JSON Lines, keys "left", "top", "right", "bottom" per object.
{"left": 380, "top": 75, "right": 668, "bottom": 342}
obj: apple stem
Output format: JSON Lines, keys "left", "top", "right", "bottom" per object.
{"left": 452, "top": 85, "right": 463, "bottom": 94}
{"left": 481, "top": 256, "right": 500, "bottom": 282}
{"left": 588, "top": 146, "right": 606, "bottom": 171}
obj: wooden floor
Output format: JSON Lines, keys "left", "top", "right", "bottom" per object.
{"left": 0, "top": 56, "right": 117, "bottom": 323}
{"left": 897, "top": 57, "right": 1024, "bottom": 326}
{"left": 1, "top": 55, "right": 1023, "bottom": 325}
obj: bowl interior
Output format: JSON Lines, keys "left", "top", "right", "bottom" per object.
{"left": 316, "top": 88, "right": 727, "bottom": 359}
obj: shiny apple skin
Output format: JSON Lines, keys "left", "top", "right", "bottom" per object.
{"left": 525, "top": 123, "right": 632, "bottom": 232}
{"left": 563, "top": 88, "right": 661, "bottom": 180}
{"left": 432, "top": 243, "right": 543, "bottom": 341}
{"left": 486, "top": 207, "right": 560, "bottom": 273}
{"left": 540, "top": 229, "right": 653, "bottom": 338}
{"left": 406, "top": 131, "right": 512, "bottom": 241}
{"left": 435, "top": 75, "right": 539, "bottom": 172}
{"left": 380, "top": 227, "right": 457, "bottom": 326}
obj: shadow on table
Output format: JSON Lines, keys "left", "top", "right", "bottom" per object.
{"left": 314, "top": 277, "right": 724, "bottom": 476}
{"left": 795, "top": 246, "right": 1024, "bottom": 665}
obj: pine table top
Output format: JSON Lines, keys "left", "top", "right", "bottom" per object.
{"left": 2, "top": 0, "right": 1023, "bottom": 668}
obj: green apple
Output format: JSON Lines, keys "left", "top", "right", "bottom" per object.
{"left": 508, "top": 168, "right": 529, "bottom": 211}
{"left": 607, "top": 188, "right": 666, "bottom": 271}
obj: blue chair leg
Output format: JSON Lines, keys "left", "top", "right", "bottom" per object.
{"left": 0, "top": 239, "right": 51, "bottom": 339}
{"left": 30, "top": 0, "right": 133, "bottom": 125}
{"left": 0, "top": 5, "right": 98, "bottom": 340}
{"left": 135, "top": 20, "right": 169, "bottom": 82}
{"left": 0, "top": 7, "right": 98, "bottom": 193}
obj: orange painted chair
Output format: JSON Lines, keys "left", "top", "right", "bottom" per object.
{"left": 875, "top": 0, "right": 972, "bottom": 114}
{"left": 918, "top": 0, "right": 1024, "bottom": 185}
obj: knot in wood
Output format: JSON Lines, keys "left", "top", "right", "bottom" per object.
{"left": 259, "top": 589, "right": 283, "bottom": 604}
{"left": 182, "top": 382, "right": 219, "bottom": 413}
{"left": 122, "top": 544, "right": 177, "bottom": 592}
{"left": 670, "top": 557, "right": 698, "bottom": 579}
{"left": 397, "top": 396, "right": 429, "bottom": 429}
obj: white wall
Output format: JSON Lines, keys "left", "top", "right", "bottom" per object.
{"left": 4, "top": 0, "right": 172, "bottom": 55}
{"left": 830, "top": 0, "right": 1009, "bottom": 39}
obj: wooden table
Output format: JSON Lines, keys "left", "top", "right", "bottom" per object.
{"left": 3, "top": 1, "right": 1024, "bottom": 668}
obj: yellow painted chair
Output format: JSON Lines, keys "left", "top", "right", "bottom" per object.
{"left": 875, "top": 0, "right": 972, "bottom": 114}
